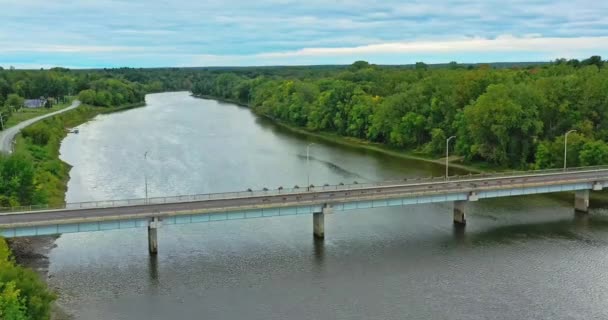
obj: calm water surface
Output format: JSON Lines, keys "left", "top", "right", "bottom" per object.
{"left": 54, "top": 92, "right": 608, "bottom": 319}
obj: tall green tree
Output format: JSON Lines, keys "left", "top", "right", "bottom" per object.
{"left": 464, "top": 84, "right": 543, "bottom": 166}
{"left": 579, "top": 140, "right": 608, "bottom": 166}
{"left": 0, "top": 154, "right": 36, "bottom": 207}
{"left": 5, "top": 94, "right": 24, "bottom": 110}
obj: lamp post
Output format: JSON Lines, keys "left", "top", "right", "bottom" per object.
{"left": 144, "top": 151, "right": 149, "bottom": 204}
{"left": 307, "top": 143, "right": 315, "bottom": 190}
{"left": 446, "top": 136, "right": 456, "bottom": 180}
{"left": 564, "top": 130, "right": 577, "bottom": 171}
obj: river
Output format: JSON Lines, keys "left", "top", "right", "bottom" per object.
{"left": 51, "top": 91, "right": 608, "bottom": 319}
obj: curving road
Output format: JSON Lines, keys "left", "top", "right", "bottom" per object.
{"left": 0, "top": 100, "right": 81, "bottom": 153}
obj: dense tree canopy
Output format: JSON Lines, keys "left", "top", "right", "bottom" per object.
{"left": 191, "top": 57, "right": 608, "bottom": 169}
{"left": 77, "top": 79, "right": 145, "bottom": 107}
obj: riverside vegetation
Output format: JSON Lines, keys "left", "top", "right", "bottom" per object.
{"left": 190, "top": 57, "right": 608, "bottom": 170}
{"left": 0, "top": 58, "right": 607, "bottom": 319}
{"left": 0, "top": 237, "right": 55, "bottom": 320}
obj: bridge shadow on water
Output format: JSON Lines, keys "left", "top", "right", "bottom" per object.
{"left": 312, "top": 238, "right": 325, "bottom": 272}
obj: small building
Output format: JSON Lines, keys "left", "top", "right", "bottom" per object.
{"left": 24, "top": 99, "right": 46, "bottom": 108}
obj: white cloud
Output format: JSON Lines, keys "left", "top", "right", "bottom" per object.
{"left": 255, "top": 36, "right": 608, "bottom": 58}
{"left": 183, "top": 35, "right": 608, "bottom": 66}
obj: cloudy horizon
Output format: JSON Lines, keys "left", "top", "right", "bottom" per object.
{"left": 1, "top": 0, "right": 607, "bottom": 68}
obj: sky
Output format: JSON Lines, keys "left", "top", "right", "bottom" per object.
{"left": 1, "top": 0, "right": 607, "bottom": 68}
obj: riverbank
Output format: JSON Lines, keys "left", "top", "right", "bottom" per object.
{"left": 194, "top": 94, "right": 484, "bottom": 174}
{"left": 0, "top": 236, "right": 57, "bottom": 319}
{"left": 13, "top": 102, "right": 145, "bottom": 206}
{"left": 4, "top": 236, "right": 73, "bottom": 319}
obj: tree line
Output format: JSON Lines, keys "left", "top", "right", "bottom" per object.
{"left": 0, "top": 67, "right": 204, "bottom": 127}
{"left": 191, "top": 57, "right": 608, "bottom": 169}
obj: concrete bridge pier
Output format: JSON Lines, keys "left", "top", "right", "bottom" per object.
{"left": 575, "top": 190, "right": 589, "bottom": 213}
{"left": 453, "top": 200, "right": 466, "bottom": 225}
{"left": 148, "top": 217, "right": 160, "bottom": 255}
{"left": 313, "top": 204, "right": 332, "bottom": 239}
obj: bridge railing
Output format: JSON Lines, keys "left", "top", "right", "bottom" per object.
{"left": 2, "top": 165, "right": 608, "bottom": 214}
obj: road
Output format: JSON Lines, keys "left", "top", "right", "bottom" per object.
{"left": 0, "top": 100, "right": 81, "bottom": 153}
{"left": 1, "top": 167, "right": 606, "bottom": 227}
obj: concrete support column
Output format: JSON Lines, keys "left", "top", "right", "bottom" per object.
{"left": 575, "top": 190, "right": 589, "bottom": 213}
{"left": 148, "top": 217, "right": 159, "bottom": 255}
{"left": 313, "top": 212, "right": 324, "bottom": 239}
{"left": 453, "top": 200, "right": 466, "bottom": 225}
{"left": 313, "top": 204, "right": 332, "bottom": 239}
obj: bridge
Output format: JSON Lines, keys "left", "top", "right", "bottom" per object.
{"left": 1, "top": 166, "right": 607, "bottom": 254}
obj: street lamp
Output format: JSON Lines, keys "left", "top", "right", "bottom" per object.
{"left": 446, "top": 136, "right": 456, "bottom": 180}
{"left": 144, "top": 151, "right": 149, "bottom": 204}
{"left": 307, "top": 143, "right": 315, "bottom": 190}
{"left": 564, "top": 130, "right": 577, "bottom": 171}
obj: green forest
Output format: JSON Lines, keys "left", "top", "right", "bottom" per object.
{"left": 191, "top": 57, "right": 608, "bottom": 170}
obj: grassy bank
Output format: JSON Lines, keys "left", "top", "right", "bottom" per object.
{"left": 13, "top": 102, "right": 145, "bottom": 207}
{"left": 3, "top": 98, "right": 74, "bottom": 129}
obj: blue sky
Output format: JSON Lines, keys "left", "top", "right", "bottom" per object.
{"left": 1, "top": 0, "right": 607, "bottom": 68}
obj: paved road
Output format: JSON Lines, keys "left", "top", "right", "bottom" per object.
{"left": 1, "top": 168, "right": 607, "bottom": 227}
{"left": 0, "top": 100, "right": 81, "bottom": 153}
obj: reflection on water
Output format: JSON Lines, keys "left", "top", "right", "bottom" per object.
{"left": 51, "top": 92, "right": 608, "bottom": 320}
{"left": 148, "top": 255, "right": 159, "bottom": 285}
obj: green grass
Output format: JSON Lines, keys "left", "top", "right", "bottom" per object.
{"left": 4, "top": 98, "right": 74, "bottom": 129}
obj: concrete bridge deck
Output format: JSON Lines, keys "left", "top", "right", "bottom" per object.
{"left": 1, "top": 166, "right": 607, "bottom": 253}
